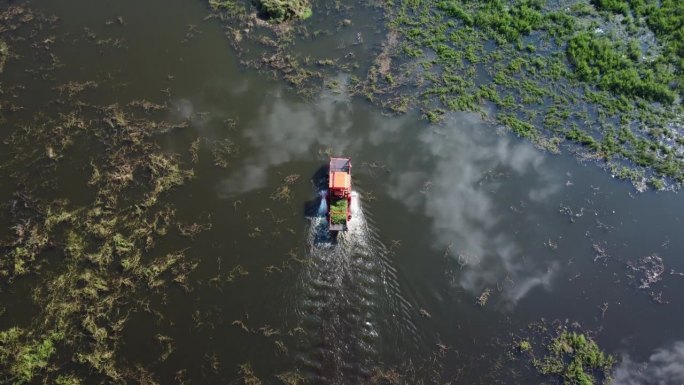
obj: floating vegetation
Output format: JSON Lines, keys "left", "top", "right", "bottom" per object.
{"left": 270, "top": 185, "right": 292, "bottom": 201}
{"left": 211, "top": 138, "right": 238, "bottom": 168}
{"left": 206, "top": 0, "right": 683, "bottom": 188}
{"left": 128, "top": 99, "right": 166, "bottom": 112}
{"left": 177, "top": 216, "right": 213, "bottom": 238}
{"left": 375, "top": 0, "right": 684, "bottom": 188}
{"left": 0, "top": 39, "right": 8, "bottom": 73}
{"left": 0, "top": 11, "right": 200, "bottom": 376}
{"left": 274, "top": 339, "right": 289, "bottom": 356}
{"left": 514, "top": 326, "right": 616, "bottom": 385}
{"left": 282, "top": 174, "right": 300, "bottom": 184}
{"left": 238, "top": 363, "right": 262, "bottom": 385}
{"left": 626, "top": 254, "right": 668, "bottom": 303}
{"left": 627, "top": 254, "right": 665, "bottom": 289}
{"left": 155, "top": 334, "right": 175, "bottom": 362}
{"left": 276, "top": 371, "right": 306, "bottom": 385}
{"left": 189, "top": 137, "right": 201, "bottom": 164}
{"left": 258, "top": 325, "right": 280, "bottom": 337}
{"left": 535, "top": 332, "right": 614, "bottom": 384}
{"left": 515, "top": 323, "right": 616, "bottom": 385}
{"left": 1, "top": 0, "right": 679, "bottom": 384}
{"left": 518, "top": 339, "right": 532, "bottom": 352}
{"left": 206, "top": 0, "right": 346, "bottom": 97}
{"left": 477, "top": 288, "right": 492, "bottom": 307}
{"left": 232, "top": 319, "right": 251, "bottom": 333}
{"left": 54, "top": 81, "right": 98, "bottom": 97}
{"left": 209, "top": 0, "right": 239, "bottom": 11}
{"left": 257, "top": 0, "right": 312, "bottom": 23}
{"left": 227, "top": 264, "right": 249, "bottom": 282}
{"left": 0, "top": 328, "right": 62, "bottom": 384}
{"left": 370, "top": 369, "right": 404, "bottom": 384}
{"left": 54, "top": 374, "right": 82, "bottom": 385}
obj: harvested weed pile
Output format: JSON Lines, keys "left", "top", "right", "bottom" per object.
{"left": 329, "top": 198, "right": 347, "bottom": 224}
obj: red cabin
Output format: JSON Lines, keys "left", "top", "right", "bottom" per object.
{"left": 327, "top": 157, "right": 352, "bottom": 231}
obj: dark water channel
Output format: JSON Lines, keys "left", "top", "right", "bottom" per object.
{"left": 1, "top": 0, "right": 684, "bottom": 384}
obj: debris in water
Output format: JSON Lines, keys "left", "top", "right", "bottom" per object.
{"left": 544, "top": 238, "right": 558, "bottom": 250}
{"left": 592, "top": 243, "right": 608, "bottom": 263}
{"left": 232, "top": 320, "right": 250, "bottom": 333}
{"left": 477, "top": 288, "right": 491, "bottom": 307}
{"left": 649, "top": 291, "right": 668, "bottom": 305}
{"left": 211, "top": 138, "right": 238, "bottom": 168}
{"left": 270, "top": 185, "right": 292, "bottom": 201}
{"left": 238, "top": 362, "right": 261, "bottom": 385}
{"left": 283, "top": 174, "right": 300, "bottom": 184}
{"left": 276, "top": 371, "right": 305, "bottom": 385}
{"left": 627, "top": 254, "right": 665, "bottom": 289}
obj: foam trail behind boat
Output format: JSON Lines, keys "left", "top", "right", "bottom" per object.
{"left": 318, "top": 190, "right": 328, "bottom": 216}
{"left": 294, "top": 191, "right": 383, "bottom": 383}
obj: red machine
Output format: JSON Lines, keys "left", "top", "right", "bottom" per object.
{"left": 327, "top": 157, "right": 352, "bottom": 231}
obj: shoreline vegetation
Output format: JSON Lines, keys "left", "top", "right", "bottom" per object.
{"left": 210, "top": 0, "right": 311, "bottom": 22}
{"left": 379, "top": 0, "right": 683, "bottom": 190}
{"left": 208, "top": 0, "right": 683, "bottom": 191}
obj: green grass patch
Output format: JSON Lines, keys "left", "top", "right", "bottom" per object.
{"left": 0, "top": 328, "right": 63, "bottom": 384}
{"left": 500, "top": 113, "right": 539, "bottom": 140}
{"left": 385, "top": 0, "right": 683, "bottom": 187}
{"left": 258, "top": 0, "right": 312, "bottom": 22}
{"left": 535, "top": 331, "right": 614, "bottom": 385}
{"left": 567, "top": 32, "right": 676, "bottom": 104}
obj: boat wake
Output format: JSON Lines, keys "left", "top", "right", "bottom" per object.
{"left": 294, "top": 191, "right": 406, "bottom": 384}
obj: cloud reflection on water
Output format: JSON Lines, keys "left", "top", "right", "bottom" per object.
{"left": 218, "top": 85, "right": 355, "bottom": 196}
{"left": 388, "top": 112, "right": 562, "bottom": 305}
{"left": 613, "top": 341, "right": 684, "bottom": 385}
{"left": 216, "top": 79, "right": 563, "bottom": 305}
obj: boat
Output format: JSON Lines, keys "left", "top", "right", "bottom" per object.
{"left": 327, "top": 157, "right": 352, "bottom": 231}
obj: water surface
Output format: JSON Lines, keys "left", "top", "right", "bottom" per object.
{"left": 1, "top": 0, "right": 683, "bottom": 384}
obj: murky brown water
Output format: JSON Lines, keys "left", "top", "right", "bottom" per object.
{"left": 1, "top": 0, "right": 684, "bottom": 384}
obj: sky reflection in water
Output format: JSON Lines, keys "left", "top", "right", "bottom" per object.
{"left": 214, "top": 79, "right": 566, "bottom": 306}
